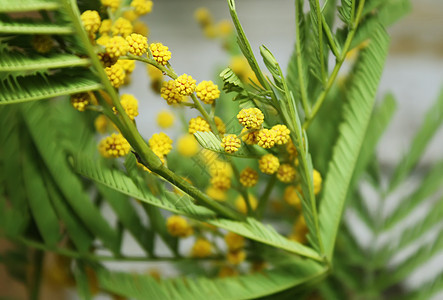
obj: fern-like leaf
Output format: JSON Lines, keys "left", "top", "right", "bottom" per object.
{"left": 0, "top": 0, "right": 60, "bottom": 12}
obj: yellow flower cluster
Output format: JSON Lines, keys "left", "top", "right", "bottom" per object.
{"left": 195, "top": 80, "right": 220, "bottom": 104}
{"left": 111, "top": 17, "right": 133, "bottom": 37}
{"left": 31, "top": 35, "right": 53, "bottom": 54}
{"left": 210, "top": 174, "right": 231, "bottom": 191}
{"left": 156, "top": 110, "right": 174, "bottom": 128}
{"left": 149, "top": 43, "right": 171, "bottom": 65}
{"left": 130, "top": 0, "right": 153, "bottom": 15}
{"left": 81, "top": 10, "right": 101, "bottom": 34}
{"left": 160, "top": 80, "right": 184, "bottom": 105}
{"left": 239, "top": 167, "right": 258, "bottom": 187}
{"left": 257, "top": 129, "right": 276, "bottom": 149}
{"left": 105, "top": 36, "right": 129, "bottom": 59}
{"left": 126, "top": 33, "right": 148, "bottom": 56}
{"left": 284, "top": 185, "right": 302, "bottom": 209}
{"left": 214, "top": 117, "right": 226, "bottom": 135}
{"left": 237, "top": 108, "right": 264, "bottom": 130}
{"left": 117, "top": 59, "right": 136, "bottom": 74}
{"left": 98, "top": 133, "right": 131, "bottom": 158}
{"left": 225, "top": 232, "right": 245, "bottom": 251}
{"left": 166, "top": 215, "right": 193, "bottom": 237}
{"left": 235, "top": 194, "right": 257, "bottom": 214}
{"left": 192, "top": 238, "right": 212, "bottom": 258}
{"left": 277, "top": 164, "right": 296, "bottom": 183}
{"left": 188, "top": 116, "right": 211, "bottom": 134}
{"left": 148, "top": 132, "right": 173, "bottom": 157}
{"left": 70, "top": 93, "right": 90, "bottom": 112}
{"left": 99, "top": 19, "right": 112, "bottom": 35}
{"left": 101, "top": 0, "right": 120, "bottom": 11}
{"left": 206, "top": 186, "right": 227, "bottom": 201}
{"left": 175, "top": 74, "right": 196, "bottom": 96}
{"left": 241, "top": 128, "right": 259, "bottom": 145}
{"left": 119, "top": 94, "right": 139, "bottom": 120}
{"left": 272, "top": 124, "right": 291, "bottom": 145}
{"left": 259, "top": 154, "right": 280, "bottom": 175}
{"left": 98, "top": 52, "right": 117, "bottom": 68}
{"left": 105, "top": 63, "right": 126, "bottom": 88}
{"left": 177, "top": 134, "right": 199, "bottom": 157}
{"left": 221, "top": 134, "right": 241, "bottom": 154}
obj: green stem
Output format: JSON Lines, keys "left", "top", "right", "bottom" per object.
{"left": 321, "top": 14, "right": 340, "bottom": 58}
{"left": 123, "top": 54, "right": 178, "bottom": 79}
{"left": 256, "top": 174, "right": 277, "bottom": 219}
{"left": 29, "top": 249, "right": 44, "bottom": 300}
{"left": 190, "top": 94, "right": 220, "bottom": 137}
{"left": 314, "top": 0, "right": 326, "bottom": 85}
{"left": 303, "top": 0, "right": 366, "bottom": 129}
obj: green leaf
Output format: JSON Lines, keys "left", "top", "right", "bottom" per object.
{"left": 338, "top": 0, "right": 354, "bottom": 25}
{"left": 0, "top": 70, "right": 102, "bottom": 104}
{"left": 73, "top": 263, "right": 92, "bottom": 300}
{"left": 388, "top": 88, "right": 443, "bottom": 192}
{"left": 402, "top": 270, "right": 443, "bottom": 300}
{"left": 72, "top": 153, "right": 323, "bottom": 261}
{"left": 0, "top": 18, "right": 74, "bottom": 35}
{"left": 0, "top": 52, "right": 91, "bottom": 72}
{"left": 0, "top": 0, "right": 60, "bottom": 12}
{"left": 318, "top": 24, "right": 390, "bottom": 260}
{"left": 97, "top": 259, "right": 326, "bottom": 300}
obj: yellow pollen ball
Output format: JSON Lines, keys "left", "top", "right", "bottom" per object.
{"left": 111, "top": 17, "right": 133, "bottom": 37}
{"left": 160, "top": 80, "right": 184, "bottom": 105}
{"left": 116, "top": 59, "right": 136, "bottom": 74}
{"left": 277, "top": 164, "right": 296, "bottom": 183}
{"left": 192, "top": 239, "right": 212, "bottom": 258}
{"left": 166, "top": 215, "right": 193, "bottom": 237}
{"left": 224, "top": 232, "right": 245, "bottom": 251}
{"left": 156, "top": 110, "right": 174, "bottom": 128}
{"left": 175, "top": 74, "right": 196, "bottom": 96}
{"left": 126, "top": 33, "right": 148, "bottom": 56}
{"left": 80, "top": 10, "right": 101, "bottom": 33}
{"left": 105, "top": 64, "right": 126, "bottom": 88}
{"left": 241, "top": 128, "right": 259, "bottom": 145}
{"left": 98, "top": 133, "right": 131, "bottom": 158}
{"left": 210, "top": 174, "right": 231, "bottom": 191}
{"left": 195, "top": 80, "right": 220, "bottom": 104}
{"left": 149, "top": 43, "right": 171, "bottom": 65}
{"left": 258, "top": 154, "right": 280, "bottom": 175}
{"left": 131, "top": 0, "right": 153, "bottom": 15}
{"left": 206, "top": 186, "right": 227, "bottom": 201}
{"left": 239, "top": 167, "right": 258, "bottom": 187}
{"left": 99, "top": 19, "right": 112, "bottom": 35}
{"left": 105, "top": 36, "right": 129, "bottom": 59}
{"left": 257, "top": 129, "right": 276, "bottom": 149}
{"left": 101, "top": 0, "right": 120, "bottom": 11}
{"left": 70, "top": 92, "right": 90, "bottom": 112}
{"left": 188, "top": 116, "right": 211, "bottom": 134}
{"left": 227, "top": 250, "right": 246, "bottom": 265}
{"left": 148, "top": 132, "right": 173, "bottom": 157}
{"left": 177, "top": 134, "right": 199, "bottom": 157}
{"left": 235, "top": 194, "right": 258, "bottom": 214}
{"left": 272, "top": 124, "right": 291, "bottom": 145}
{"left": 237, "top": 108, "right": 264, "bottom": 130}
{"left": 284, "top": 185, "right": 302, "bottom": 209}
{"left": 221, "top": 134, "right": 241, "bottom": 154}
{"left": 214, "top": 116, "right": 226, "bottom": 135}
{"left": 119, "top": 94, "right": 139, "bottom": 120}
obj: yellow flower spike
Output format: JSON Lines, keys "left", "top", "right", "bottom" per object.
{"left": 284, "top": 185, "right": 302, "bottom": 209}
{"left": 271, "top": 124, "right": 291, "bottom": 145}
{"left": 156, "top": 110, "right": 174, "bottom": 129}
{"left": 277, "top": 164, "right": 296, "bottom": 183}
{"left": 160, "top": 80, "right": 184, "bottom": 105}
{"left": 149, "top": 43, "right": 171, "bottom": 66}
{"left": 99, "top": 19, "right": 112, "bottom": 35}
{"left": 133, "top": 21, "right": 149, "bottom": 37}
{"left": 117, "top": 94, "right": 139, "bottom": 120}
{"left": 105, "top": 64, "right": 126, "bottom": 88}
{"left": 70, "top": 93, "right": 90, "bottom": 112}
{"left": 240, "top": 128, "right": 259, "bottom": 145}
{"left": 166, "top": 215, "right": 193, "bottom": 238}
{"left": 31, "top": 35, "right": 53, "bottom": 54}
{"left": 210, "top": 174, "right": 231, "bottom": 191}
{"left": 94, "top": 115, "right": 108, "bottom": 134}
{"left": 227, "top": 250, "right": 246, "bottom": 265}
{"left": 111, "top": 17, "right": 133, "bottom": 37}
{"left": 101, "top": 0, "right": 120, "bottom": 11}
{"left": 116, "top": 59, "right": 136, "bottom": 74}
{"left": 206, "top": 186, "right": 227, "bottom": 201}
{"left": 177, "top": 134, "right": 199, "bottom": 157}
{"left": 105, "top": 36, "right": 129, "bottom": 59}
{"left": 221, "top": 134, "right": 241, "bottom": 154}
{"left": 126, "top": 33, "right": 148, "bottom": 56}
{"left": 175, "top": 74, "right": 197, "bottom": 96}
{"left": 195, "top": 80, "right": 220, "bottom": 104}
{"left": 214, "top": 116, "right": 226, "bottom": 135}
{"left": 235, "top": 194, "right": 258, "bottom": 214}
{"left": 191, "top": 238, "right": 212, "bottom": 258}
{"left": 224, "top": 232, "right": 245, "bottom": 251}
{"left": 237, "top": 108, "right": 264, "bottom": 130}
{"left": 257, "top": 129, "right": 276, "bottom": 149}
{"left": 258, "top": 154, "right": 280, "bottom": 175}
{"left": 148, "top": 132, "right": 173, "bottom": 157}
{"left": 313, "top": 169, "right": 322, "bottom": 195}
{"left": 239, "top": 167, "right": 258, "bottom": 187}
{"left": 194, "top": 7, "right": 213, "bottom": 27}
{"left": 98, "top": 133, "right": 131, "bottom": 158}
{"left": 131, "top": 0, "right": 153, "bottom": 15}
{"left": 80, "top": 10, "right": 101, "bottom": 34}
{"left": 188, "top": 116, "right": 211, "bottom": 134}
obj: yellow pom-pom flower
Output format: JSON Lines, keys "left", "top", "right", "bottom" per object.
{"left": 166, "top": 215, "right": 193, "bottom": 237}
{"left": 221, "top": 134, "right": 241, "bottom": 154}
{"left": 258, "top": 154, "right": 280, "bottom": 175}
{"left": 227, "top": 250, "right": 246, "bottom": 265}
{"left": 81, "top": 10, "right": 101, "bottom": 33}
{"left": 272, "top": 124, "right": 291, "bottom": 145}
{"left": 70, "top": 93, "right": 90, "bottom": 112}
{"left": 177, "top": 134, "right": 199, "bottom": 157}
{"left": 105, "top": 64, "right": 126, "bottom": 88}
{"left": 239, "top": 167, "right": 258, "bottom": 187}
{"left": 313, "top": 169, "right": 322, "bottom": 195}
{"left": 284, "top": 185, "right": 302, "bottom": 209}
{"left": 118, "top": 94, "right": 139, "bottom": 120}
{"left": 101, "top": 0, "right": 120, "bottom": 11}
{"left": 156, "top": 110, "right": 174, "bottom": 128}
{"left": 257, "top": 129, "right": 276, "bottom": 149}
{"left": 160, "top": 80, "right": 184, "bottom": 105}
{"left": 149, "top": 132, "right": 173, "bottom": 157}
{"left": 31, "top": 35, "right": 53, "bottom": 54}
{"left": 237, "top": 108, "right": 264, "bottom": 130}
{"left": 192, "top": 238, "right": 212, "bottom": 258}
{"left": 188, "top": 116, "right": 211, "bottom": 134}
{"left": 126, "top": 33, "right": 148, "bottom": 56}
{"left": 240, "top": 128, "right": 259, "bottom": 145}
{"left": 195, "top": 80, "right": 220, "bottom": 104}
{"left": 96, "top": 34, "right": 111, "bottom": 46}
{"left": 123, "top": 10, "right": 138, "bottom": 22}
{"left": 131, "top": 0, "right": 153, "bottom": 15}
{"left": 210, "top": 174, "right": 231, "bottom": 191}
{"left": 116, "top": 59, "right": 136, "bottom": 74}
{"left": 277, "top": 164, "right": 296, "bottom": 183}
{"left": 214, "top": 116, "right": 226, "bottom": 135}
{"left": 111, "top": 17, "right": 133, "bottom": 37}
{"left": 206, "top": 186, "right": 227, "bottom": 201}
{"left": 105, "top": 36, "right": 129, "bottom": 59}
{"left": 94, "top": 115, "right": 108, "bottom": 134}
{"left": 235, "top": 194, "right": 258, "bottom": 214}
{"left": 149, "top": 43, "right": 171, "bottom": 65}
{"left": 224, "top": 232, "right": 245, "bottom": 251}
{"left": 287, "top": 141, "right": 298, "bottom": 160}
{"left": 209, "top": 160, "right": 232, "bottom": 177}
{"left": 217, "top": 20, "right": 233, "bottom": 36}
{"left": 99, "top": 19, "right": 112, "bottom": 35}
{"left": 98, "top": 133, "right": 131, "bottom": 158}
{"left": 175, "top": 74, "right": 196, "bottom": 96}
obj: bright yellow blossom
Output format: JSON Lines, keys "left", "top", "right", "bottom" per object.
{"left": 105, "top": 64, "right": 126, "bottom": 88}
{"left": 177, "top": 134, "right": 199, "bottom": 157}
{"left": 277, "top": 164, "right": 296, "bottom": 183}
{"left": 239, "top": 167, "right": 258, "bottom": 187}
{"left": 237, "top": 108, "right": 264, "bottom": 130}
{"left": 195, "top": 80, "right": 220, "bottom": 104}
{"left": 105, "top": 36, "right": 129, "bottom": 59}
{"left": 101, "top": 0, "right": 120, "bottom": 11}
{"left": 131, "top": 0, "right": 153, "bottom": 15}
{"left": 80, "top": 10, "right": 101, "bottom": 33}
{"left": 160, "top": 80, "right": 184, "bottom": 105}
{"left": 188, "top": 116, "right": 211, "bottom": 134}
{"left": 149, "top": 132, "right": 173, "bottom": 157}
{"left": 175, "top": 74, "right": 196, "bottom": 96}
{"left": 258, "top": 154, "right": 280, "bottom": 175}
{"left": 224, "top": 232, "right": 245, "bottom": 251}
{"left": 257, "top": 129, "right": 276, "bottom": 149}
{"left": 272, "top": 124, "right": 291, "bottom": 145}
{"left": 156, "top": 110, "right": 174, "bottom": 128}
{"left": 111, "top": 17, "right": 133, "bottom": 37}
{"left": 149, "top": 43, "right": 171, "bottom": 65}
{"left": 99, "top": 133, "right": 131, "bottom": 158}
{"left": 166, "top": 215, "right": 193, "bottom": 237}
{"left": 126, "top": 33, "right": 148, "bottom": 56}
{"left": 70, "top": 93, "right": 89, "bottom": 112}
{"left": 191, "top": 238, "right": 212, "bottom": 258}
{"left": 235, "top": 194, "right": 258, "bottom": 214}
{"left": 221, "top": 134, "right": 241, "bottom": 154}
